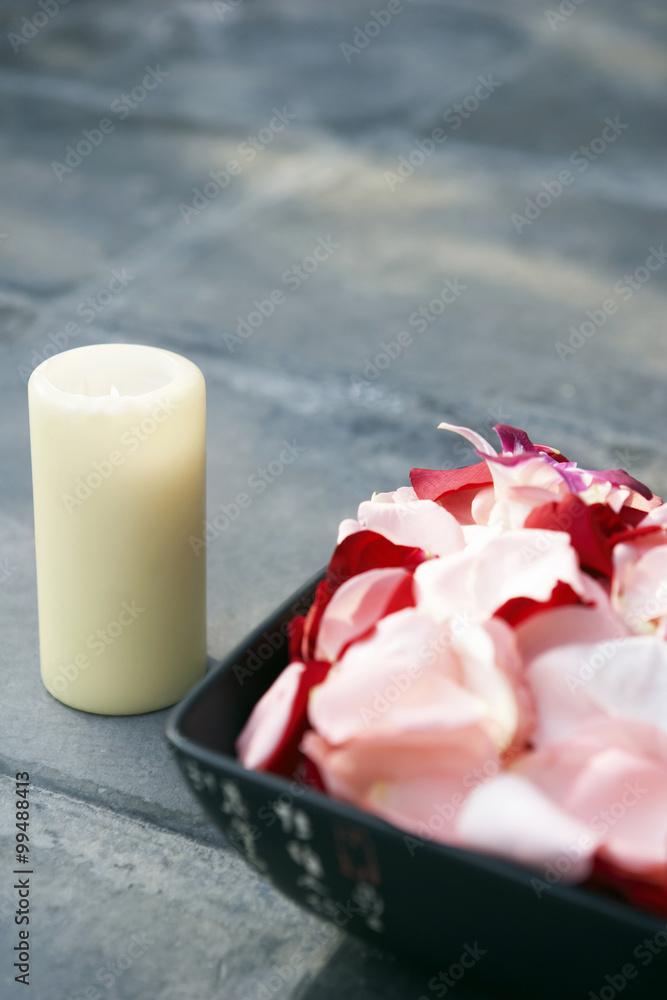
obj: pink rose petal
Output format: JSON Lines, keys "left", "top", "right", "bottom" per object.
{"left": 302, "top": 724, "right": 497, "bottom": 842}
{"left": 515, "top": 720, "right": 667, "bottom": 876}
{"left": 613, "top": 534, "right": 667, "bottom": 633}
{"left": 315, "top": 567, "right": 413, "bottom": 663}
{"left": 354, "top": 496, "right": 465, "bottom": 558}
{"left": 309, "top": 608, "right": 485, "bottom": 745}
{"left": 457, "top": 773, "right": 598, "bottom": 881}
{"left": 415, "top": 528, "right": 587, "bottom": 623}
{"left": 236, "top": 662, "right": 306, "bottom": 770}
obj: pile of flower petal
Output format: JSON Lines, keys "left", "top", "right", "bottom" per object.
{"left": 237, "top": 422, "right": 667, "bottom": 916}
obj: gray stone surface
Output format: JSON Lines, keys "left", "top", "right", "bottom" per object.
{"left": 1, "top": 1, "right": 666, "bottom": 997}
{"left": 0, "top": 777, "right": 341, "bottom": 1000}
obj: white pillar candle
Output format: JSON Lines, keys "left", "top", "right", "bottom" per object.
{"left": 28, "top": 343, "right": 207, "bottom": 715}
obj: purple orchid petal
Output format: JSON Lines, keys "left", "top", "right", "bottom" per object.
{"left": 493, "top": 424, "right": 539, "bottom": 455}
{"left": 549, "top": 461, "right": 589, "bottom": 493}
{"left": 586, "top": 468, "right": 653, "bottom": 501}
{"left": 480, "top": 448, "right": 590, "bottom": 494}
{"left": 456, "top": 422, "right": 652, "bottom": 502}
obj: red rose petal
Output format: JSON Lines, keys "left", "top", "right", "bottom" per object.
{"left": 288, "top": 615, "right": 306, "bottom": 663}
{"left": 496, "top": 580, "right": 584, "bottom": 628}
{"left": 525, "top": 496, "right": 623, "bottom": 578}
{"left": 301, "top": 530, "right": 426, "bottom": 659}
{"left": 409, "top": 462, "right": 493, "bottom": 502}
{"left": 589, "top": 856, "right": 667, "bottom": 919}
{"left": 263, "top": 660, "right": 332, "bottom": 778}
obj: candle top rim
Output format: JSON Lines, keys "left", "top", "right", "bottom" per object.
{"left": 30, "top": 343, "right": 191, "bottom": 401}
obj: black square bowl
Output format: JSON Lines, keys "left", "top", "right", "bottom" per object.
{"left": 166, "top": 573, "right": 667, "bottom": 1000}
